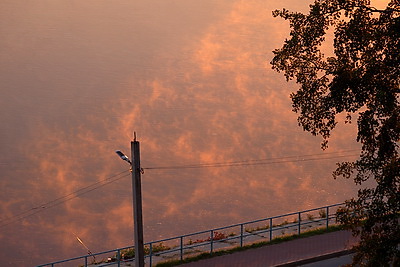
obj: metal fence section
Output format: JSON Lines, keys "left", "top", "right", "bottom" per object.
{"left": 37, "top": 202, "right": 344, "bottom": 267}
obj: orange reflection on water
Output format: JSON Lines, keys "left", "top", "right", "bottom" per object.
{"left": 0, "top": 1, "right": 363, "bottom": 266}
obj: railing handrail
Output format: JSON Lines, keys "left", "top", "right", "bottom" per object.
{"left": 37, "top": 201, "right": 344, "bottom": 267}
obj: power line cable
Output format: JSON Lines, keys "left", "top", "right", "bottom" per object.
{"left": 0, "top": 149, "right": 360, "bottom": 228}
{"left": 0, "top": 169, "right": 131, "bottom": 229}
{"left": 144, "top": 154, "right": 358, "bottom": 170}
{"left": 144, "top": 149, "right": 359, "bottom": 170}
{"left": 0, "top": 170, "right": 131, "bottom": 228}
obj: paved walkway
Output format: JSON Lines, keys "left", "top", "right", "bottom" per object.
{"left": 181, "top": 230, "right": 358, "bottom": 267}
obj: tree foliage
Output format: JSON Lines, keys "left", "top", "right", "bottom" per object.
{"left": 271, "top": 0, "right": 399, "bottom": 265}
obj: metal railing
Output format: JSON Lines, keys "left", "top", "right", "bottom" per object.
{"left": 37, "top": 202, "right": 344, "bottom": 267}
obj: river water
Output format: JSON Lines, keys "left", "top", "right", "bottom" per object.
{"left": 0, "top": 0, "right": 364, "bottom": 266}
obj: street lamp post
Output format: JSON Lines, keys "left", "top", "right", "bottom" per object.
{"left": 116, "top": 135, "right": 144, "bottom": 267}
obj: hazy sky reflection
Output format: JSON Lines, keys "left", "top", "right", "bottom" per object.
{"left": 0, "top": 1, "right": 368, "bottom": 266}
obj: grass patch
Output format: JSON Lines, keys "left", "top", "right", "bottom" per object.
{"left": 245, "top": 224, "right": 269, "bottom": 233}
{"left": 155, "top": 224, "right": 346, "bottom": 267}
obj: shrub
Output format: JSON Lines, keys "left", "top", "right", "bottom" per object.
{"left": 319, "top": 209, "right": 327, "bottom": 218}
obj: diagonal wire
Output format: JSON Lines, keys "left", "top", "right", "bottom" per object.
{"left": 0, "top": 169, "right": 131, "bottom": 229}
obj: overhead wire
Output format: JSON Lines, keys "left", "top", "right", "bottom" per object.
{"left": 0, "top": 149, "right": 360, "bottom": 228}
{"left": 0, "top": 169, "right": 131, "bottom": 229}
{"left": 143, "top": 149, "right": 360, "bottom": 171}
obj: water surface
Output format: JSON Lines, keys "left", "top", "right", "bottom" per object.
{"left": 0, "top": 1, "right": 362, "bottom": 265}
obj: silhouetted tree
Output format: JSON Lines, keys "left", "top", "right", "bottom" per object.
{"left": 271, "top": 0, "right": 399, "bottom": 265}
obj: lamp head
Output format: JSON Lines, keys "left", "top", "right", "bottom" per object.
{"left": 115, "top": 150, "right": 132, "bottom": 165}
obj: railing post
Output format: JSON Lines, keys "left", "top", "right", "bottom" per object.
{"left": 326, "top": 206, "right": 329, "bottom": 229}
{"left": 117, "top": 249, "right": 121, "bottom": 267}
{"left": 269, "top": 218, "right": 273, "bottom": 241}
{"left": 210, "top": 230, "right": 214, "bottom": 254}
{"left": 84, "top": 256, "right": 88, "bottom": 267}
{"left": 240, "top": 224, "right": 244, "bottom": 247}
{"left": 298, "top": 212, "right": 301, "bottom": 235}
{"left": 143, "top": 242, "right": 153, "bottom": 267}
{"left": 180, "top": 236, "right": 184, "bottom": 261}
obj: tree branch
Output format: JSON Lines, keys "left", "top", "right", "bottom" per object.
{"left": 355, "top": 6, "right": 400, "bottom": 14}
